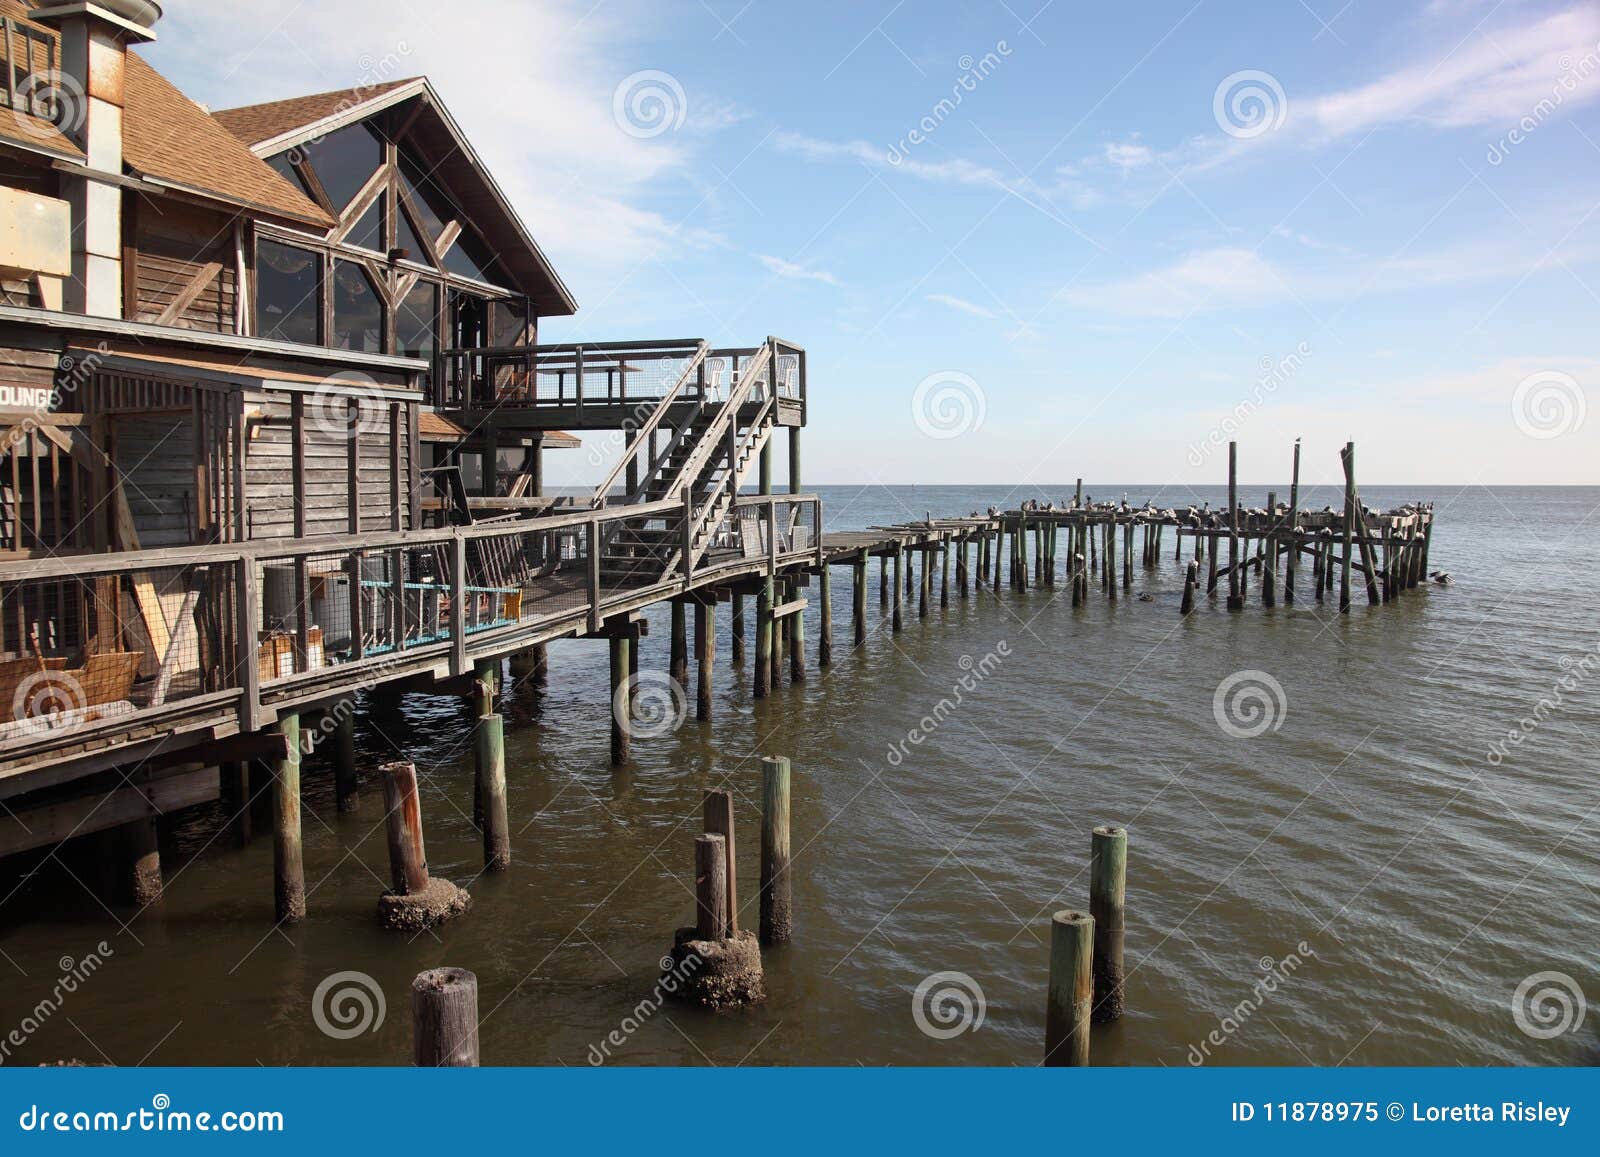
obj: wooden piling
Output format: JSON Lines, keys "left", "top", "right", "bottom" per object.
{"left": 880, "top": 552, "right": 889, "bottom": 605}
{"left": 755, "top": 578, "right": 773, "bottom": 699}
{"left": 330, "top": 711, "right": 359, "bottom": 813}
{"left": 1180, "top": 560, "right": 1197, "bottom": 615}
{"left": 695, "top": 601, "right": 714, "bottom": 720}
{"left": 670, "top": 601, "right": 688, "bottom": 689}
{"left": 695, "top": 833, "right": 729, "bottom": 940}
{"left": 1089, "top": 826, "right": 1127, "bottom": 1021}
{"left": 610, "top": 636, "right": 631, "bottom": 765}
{"left": 475, "top": 714, "right": 510, "bottom": 871}
{"left": 940, "top": 539, "right": 950, "bottom": 607}
{"left": 892, "top": 545, "right": 904, "bottom": 632}
{"left": 270, "top": 713, "right": 305, "bottom": 924}
{"left": 1044, "top": 910, "right": 1094, "bottom": 1067}
{"left": 411, "top": 968, "right": 479, "bottom": 1067}
{"left": 758, "top": 754, "right": 792, "bottom": 945}
{"left": 702, "top": 789, "right": 738, "bottom": 935}
{"left": 221, "top": 761, "right": 252, "bottom": 846}
{"left": 380, "top": 760, "right": 429, "bottom": 895}
{"left": 819, "top": 566, "right": 833, "bottom": 667}
{"left": 1284, "top": 440, "right": 1301, "bottom": 604}
{"left": 1227, "top": 442, "right": 1243, "bottom": 611}
{"left": 772, "top": 579, "right": 787, "bottom": 689}
{"left": 728, "top": 593, "right": 746, "bottom": 667}
{"left": 124, "top": 817, "right": 162, "bottom": 906}
{"left": 853, "top": 558, "right": 867, "bottom": 647}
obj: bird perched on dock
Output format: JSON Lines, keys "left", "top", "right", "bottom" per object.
{"left": 1430, "top": 571, "right": 1453, "bottom": 585}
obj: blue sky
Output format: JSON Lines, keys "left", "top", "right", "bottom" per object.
{"left": 150, "top": 0, "right": 1600, "bottom": 486}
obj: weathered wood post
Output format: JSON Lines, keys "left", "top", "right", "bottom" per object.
{"left": 755, "top": 577, "right": 773, "bottom": 698}
{"left": 853, "top": 558, "right": 867, "bottom": 647}
{"left": 124, "top": 817, "right": 162, "bottom": 906}
{"left": 1227, "top": 442, "right": 1243, "bottom": 611}
{"left": 670, "top": 600, "right": 688, "bottom": 689}
{"left": 956, "top": 533, "right": 969, "bottom": 597}
{"left": 696, "top": 833, "right": 729, "bottom": 940}
{"left": 759, "top": 754, "right": 792, "bottom": 945}
{"left": 1340, "top": 442, "right": 1355, "bottom": 613}
{"left": 789, "top": 588, "right": 806, "bottom": 683}
{"left": 1044, "top": 910, "right": 1094, "bottom": 1067}
{"left": 609, "top": 635, "right": 631, "bottom": 765}
{"left": 476, "top": 713, "right": 510, "bottom": 871}
{"left": 731, "top": 594, "right": 746, "bottom": 665}
{"left": 221, "top": 761, "right": 252, "bottom": 846}
{"left": 940, "top": 539, "right": 950, "bottom": 607}
{"left": 818, "top": 566, "right": 833, "bottom": 667}
{"left": 1090, "top": 825, "right": 1127, "bottom": 1021}
{"left": 703, "top": 789, "right": 739, "bottom": 933}
{"left": 1122, "top": 522, "right": 1133, "bottom": 589}
{"left": 472, "top": 658, "right": 495, "bottom": 719}
{"left": 270, "top": 713, "right": 305, "bottom": 924}
{"left": 1284, "top": 439, "right": 1301, "bottom": 604}
{"left": 412, "top": 968, "right": 479, "bottom": 1067}
{"left": 380, "top": 760, "right": 430, "bottom": 896}
{"left": 1180, "top": 560, "right": 1198, "bottom": 615}
{"left": 772, "top": 579, "right": 788, "bottom": 689}
{"left": 1106, "top": 521, "right": 1117, "bottom": 602}
{"left": 695, "top": 600, "right": 714, "bottom": 721}
{"left": 331, "top": 711, "right": 359, "bottom": 813}
{"left": 880, "top": 551, "right": 889, "bottom": 605}
{"left": 892, "top": 545, "right": 904, "bottom": 632}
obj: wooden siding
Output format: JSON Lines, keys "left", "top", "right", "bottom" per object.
{"left": 130, "top": 200, "right": 238, "bottom": 334}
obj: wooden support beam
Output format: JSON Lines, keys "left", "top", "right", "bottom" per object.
{"left": 0, "top": 766, "right": 220, "bottom": 858}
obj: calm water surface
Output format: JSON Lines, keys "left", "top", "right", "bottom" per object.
{"left": 2, "top": 483, "right": 1597, "bottom": 1067}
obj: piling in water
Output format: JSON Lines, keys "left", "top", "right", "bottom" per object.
{"left": 1089, "top": 826, "right": 1127, "bottom": 1022}
{"left": 1044, "top": 909, "right": 1094, "bottom": 1067}
{"left": 412, "top": 968, "right": 480, "bottom": 1067}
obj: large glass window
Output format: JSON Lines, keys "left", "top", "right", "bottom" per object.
{"left": 331, "top": 261, "right": 383, "bottom": 352}
{"left": 493, "top": 299, "right": 528, "bottom": 346}
{"left": 345, "top": 192, "right": 385, "bottom": 253}
{"left": 256, "top": 240, "right": 321, "bottom": 345}
{"left": 444, "top": 226, "right": 501, "bottom": 284}
{"left": 395, "top": 280, "right": 437, "bottom": 360}
{"left": 299, "top": 122, "right": 383, "bottom": 211}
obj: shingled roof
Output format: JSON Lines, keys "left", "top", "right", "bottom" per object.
{"left": 0, "top": 0, "right": 332, "bottom": 228}
{"left": 211, "top": 78, "right": 419, "bottom": 147}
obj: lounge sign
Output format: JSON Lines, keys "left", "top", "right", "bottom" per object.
{"left": 0, "top": 383, "right": 55, "bottom": 413}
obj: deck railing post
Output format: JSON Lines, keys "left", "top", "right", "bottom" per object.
{"left": 575, "top": 346, "right": 585, "bottom": 422}
{"left": 587, "top": 516, "right": 602, "bottom": 634}
{"left": 682, "top": 488, "right": 695, "bottom": 580}
{"left": 450, "top": 532, "right": 467, "bottom": 676}
{"left": 236, "top": 556, "right": 262, "bottom": 733}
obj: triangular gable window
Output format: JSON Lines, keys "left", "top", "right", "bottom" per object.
{"left": 394, "top": 198, "right": 430, "bottom": 265}
{"left": 346, "top": 192, "right": 385, "bottom": 253}
{"left": 300, "top": 121, "right": 383, "bottom": 212}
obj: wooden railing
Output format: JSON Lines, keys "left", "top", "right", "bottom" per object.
{"left": 0, "top": 492, "right": 822, "bottom": 768}
{"left": 0, "top": 17, "right": 62, "bottom": 127}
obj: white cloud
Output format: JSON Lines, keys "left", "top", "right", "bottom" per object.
{"left": 147, "top": 0, "right": 739, "bottom": 287}
{"left": 927, "top": 293, "right": 999, "bottom": 319}
{"left": 1103, "top": 139, "right": 1153, "bottom": 170}
{"left": 756, "top": 253, "right": 839, "bottom": 285}
{"left": 1068, "top": 247, "right": 1281, "bottom": 317}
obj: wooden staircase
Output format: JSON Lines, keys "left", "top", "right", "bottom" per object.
{"left": 594, "top": 342, "right": 778, "bottom": 585}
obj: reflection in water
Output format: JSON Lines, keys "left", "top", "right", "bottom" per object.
{"left": 0, "top": 485, "right": 1596, "bottom": 1067}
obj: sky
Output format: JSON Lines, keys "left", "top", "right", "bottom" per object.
{"left": 146, "top": 0, "right": 1600, "bottom": 487}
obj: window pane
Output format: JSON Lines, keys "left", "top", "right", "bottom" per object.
{"left": 267, "top": 153, "right": 315, "bottom": 201}
{"left": 395, "top": 280, "right": 437, "bottom": 359}
{"left": 346, "top": 192, "right": 385, "bottom": 253}
{"left": 395, "top": 201, "right": 428, "bottom": 265}
{"left": 443, "top": 226, "right": 494, "bottom": 282}
{"left": 493, "top": 299, "right": 527, "bottom": 345}
{"left": 332, "top": 261, "right": 383, "bottom": 352}
{"left": 300, "top": 121, "right": 382, "bottom": 212}
{"left": 256, "top": 240, "right": 320, "bottom": 345}
{"left": 398, "top": 154, "right": 449, "bottom": 241}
